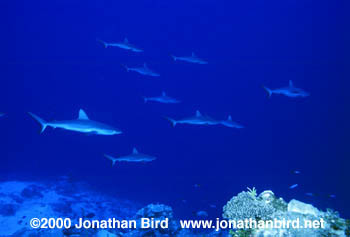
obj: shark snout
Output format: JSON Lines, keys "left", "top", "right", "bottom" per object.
{"left": 112, "top": 130, "right": 123, "bottom": 135}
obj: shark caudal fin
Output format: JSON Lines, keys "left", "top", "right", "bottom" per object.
{"left": 165, "top": 117, "right": 177, "bottom": 127}
{"left": 96, "top": 39, "right": 108, "bottom": 48}
{"left": 121, "top": 64, "right": 130, "bottom": 72}
{"left": 263, "top": 86, "right": 272, "bottom": 98}
{"left": 28, "top": 112, "right": 48, "bottom": 133}
{"left": 104, "top": 154, "right": 117, "bottom": 166}
{"left": 170, "top": 55, "right": 177, "bottom": 61}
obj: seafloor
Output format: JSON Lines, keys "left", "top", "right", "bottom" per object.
{"left": 0, "top": 178, "right": 348, "bottom": 237}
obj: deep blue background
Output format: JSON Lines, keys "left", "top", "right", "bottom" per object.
{"left": 1, "top": 0, "right": 350, "bottom": 219}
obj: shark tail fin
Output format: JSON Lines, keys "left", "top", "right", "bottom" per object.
{"left": 165, "top": 117, "right": 177, "bottom": 127}
{"left": 263, "top": 86, "right": 272, "bottom": 98}
{"left": 28, "top": 112, "right": 48, "bottom": 133}
{"left": 170, "top": 55, "right": 177, "bottom": 61}
{"left": 102, "top": 41, "right": 108, "bottom": 48}
{"left": 96, "top": 39, "right": 108, "bottom": 48}
{"left": 104, "top": 154, "right": 117, "bottom": 166}
{"left": 121, "top": 64, "right": 130, "bottom": 72}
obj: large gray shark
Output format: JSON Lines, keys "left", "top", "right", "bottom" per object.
{"left": 171, "top": 52, "right": 208, "bottom": 64}
{"left": 220, "top": 115, "right": 244, "bottom": 129}
{"left": 104, "top": 148, "right": 156, "bottom": 166}
{"left": 97, "top": 38, "right": 143, "bottom": 52}
{"left": 28, "top": 109, "right": 122, "bottom": 135}
{"left": 123, "top": 63, "right": 160, "bottom": 77}
{"left": 144, "top": 91, "right": 180, "bottom": 104}
{"left": 263, "top": 80, "right": 309, "bottom": 98}
{"left": 166, "top": 110, "right": 220, "bottom": 127}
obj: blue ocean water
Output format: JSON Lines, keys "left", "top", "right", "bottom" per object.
{"left": 1, "top": 0, "right": 350, "bottom": 226}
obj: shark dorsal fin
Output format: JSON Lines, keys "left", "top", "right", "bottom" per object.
{"left": 289, "top": 80, "right": 294, "bottom": 87}
{"left": 162, "top": 91, "right": 166, "bottom": 97}
{"left": 124, "top": 38, "right": 128, "bottom": 43}
{"left": 196, "top": 110, "right": 201, "bottom": 117}
{"left": 228, "top": 115, "right": 232, "bottom": 121}
{"left": 192, "top": 52, "right": 196, "bottom": 57}
{"left": 144, "top": 63, "right": 148, "bottom": 68}
{"left": 132, "top": 147, "right": 139, "bottom": 154}
{"left": 78, "top": 109, "right": 89, "bottom": 120}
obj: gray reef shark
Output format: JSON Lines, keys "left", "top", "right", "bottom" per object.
{"left": 171, "top": 52, "right": 208, "bottom": 64}
{"left": 28, "top": 109, "right": 122, "bottom": 135}
{"left": 166, "top": 110, "right": 220, "bottom": 127}
{"left": 104, "top": 148, "right": 156, "bottom": 166}
{"left": 123, "top": 63, "right": 160, "bottom": 77}
{"left": 220, "top": 115, "right": 244, "bottom": 129}
{"left": 97, "top": 38, "right": 143, "bottom": 52}
{"left": 144, "top": 91, "right": 180, "bottom": 104}
{"left": 263, "top": 80, "right": 309, "bottom": 98}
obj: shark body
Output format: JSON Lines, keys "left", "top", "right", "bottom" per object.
{"left": 104, "top": 148, "right": 156, "bottom": 166}
{"left": 171, "top": 52, "right": 208, "bottom": 64}
{"left": 144, "top": 92, "right": 180, "bottom": 104}
{"left": 98, "top": 38, "right": 143, "bottom": 52}
{"left": 220, "top": 115, "right": 244, "bottom": 129}
{"left": 166, "top": 111, "right": 219, "bottom": 127}
{"left": 123, "top": 63, "right": 160, "bottom": 77}
{"left": 28, "top": 109, "right": 122, "bottom": 135}
{"left": 263, "top": 81, "right": 309, "bottom": 98}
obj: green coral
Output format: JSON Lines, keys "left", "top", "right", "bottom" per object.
{"left": 247, "top": 187, "right": 257, "bottom": 198}
{"left": 230, "top": 229, "right": 255, "bottom": 237}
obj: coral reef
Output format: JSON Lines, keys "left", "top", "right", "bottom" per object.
{"left": 223, "top": 188, "right": 349, "bottom": 237}
{"left": 126, "top": 204, "right": 180, "bottom": 236}
{"left": 223, "top": 188, "right": 276, "bottom": 221}
{"left": 0, "top": 180, "right": 137, "bottom": 236}
{"left": 0, "top": 181, "right": 348, "bottom": 237}
{"left": 135, "top": 203, "right": 173, "bottom": 219}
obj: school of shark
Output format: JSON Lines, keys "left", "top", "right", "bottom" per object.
{"left": 1, "top": 37, "right": 309, "bottom": 177}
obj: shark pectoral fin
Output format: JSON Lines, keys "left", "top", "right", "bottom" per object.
{"left": 86, "top": 131, "right": 98, "bottom": 136}
{"left": 170, "top": 54, "right": 177, "bottom": 61}
{"left": 28, "top": 112, "right": 48, "bottom": 134}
